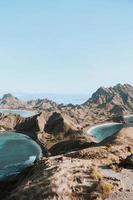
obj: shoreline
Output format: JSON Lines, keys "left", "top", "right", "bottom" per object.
{"left": 0, "top": 108, "right": 36, "bottom": 117}
{"left": 87, "top": 122, "right": 122, "bottom": 134}
{"left": 86, "top": 122, "right": 123, "bottom": 143}
{"left": 87, "top": 114, "right": 133, "bottom": 136}
{"left": 86, "top": 114, "right": 133, "bottom": 142}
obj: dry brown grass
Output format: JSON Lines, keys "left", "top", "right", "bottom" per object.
{"left": 88, "top": 180, "right": 113, "bottom": 200}
{"left": 97, "top": 180, "right": 113, "bottom": 198}
{"left": 88, "top": 165, "right": 113, "bottom": 199}
{"left": 90, "top": 166, "right": 103, "bottom": 180}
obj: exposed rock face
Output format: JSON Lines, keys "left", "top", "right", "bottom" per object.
{"left": 27, "top": 99, "right": 59, "bottom": 112}
{"left": 15, "top": 112, "right": 46, "bottom": 136}
{"left": 84, "top": 84, "right": 133, "bottom": 115}
{"left": 14, "top": 111, "right": 82, "bottom": 138}
{"left": 0, "top": 114, "right": 22, "bottom": 130}
{"left": 58, "top": 83, "right": 133, "bottom": 130}
{"left": 0, "top": 111, "right": 87, "bottom": 154}
{"left": 44, "top": 112, "right": 81, "bottom": 137}
{"left": 111, "top": 114, "right": 125, "bottom": 123}
{"left": 89, "top": 86, "right": 115, "bottom": 105}
{"left": 44, "top": 112, "right": 64, "bottom": 134}
{"left": 121, "top": 154, "right": 133, "bottom": 169}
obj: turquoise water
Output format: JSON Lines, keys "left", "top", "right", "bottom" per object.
{"left": 0, "top": 109, "right": 34, "bottom": 117}
{"left": 89, "top": 123, "right": 123, "bottom": 142}
{"left": 0, "top": 132, "right": 42, "bottom": 180}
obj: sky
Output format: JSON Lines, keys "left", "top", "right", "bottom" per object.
{"left": 0, "top": 0, "right": 133, "bottom": 95}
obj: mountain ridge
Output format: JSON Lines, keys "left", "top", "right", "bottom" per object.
{"left": 84, "top": 83, "right": 133, "bottom": 114}
{"left": 1, "top": 83, "right": 133, "bottom": 116}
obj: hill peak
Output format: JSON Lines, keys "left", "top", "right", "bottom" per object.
{"left": 84, "top": 83, "right": 133, "bottom": 114}
{"left": 2, "top": 93, "right": 17, "bottom": 100}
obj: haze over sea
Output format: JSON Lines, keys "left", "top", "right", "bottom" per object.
{"left": 16, "top": 93, "right": 90, "bottom": 105}
{"left": 0, "top": 93, "right": 90, "bottom": 105}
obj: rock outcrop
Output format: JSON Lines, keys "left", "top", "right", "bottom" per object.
{"left": 44, "top": 112, "right": 81, "bottom": 138}
{"left": 15, "top": 112, "right": 47, "bottom": 139}
{"left": 27, "top": 99, "right": 59, "bottom": 112}
{"left": 121, "top": 154, "right": 133, "bottom": 169}
{"left": 111, "top": 114, "right": 125, "bottom": 123}
{"left": 0, "top": 113, "right": 22, "bottom": 130}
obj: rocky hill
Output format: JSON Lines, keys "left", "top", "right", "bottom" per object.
{"left": 84, "top": 83, "right": 133, "bottom": 115}
{"left": 1, "top": 83, "right": 133, "bottom": 115}
{"left": 27, "top": 99, "right": 59, "bottom": 112}
{"left": 0, "top": 93, "right": 27, "bottom": 109}
{"left": 1, "top": 83, "right": 133, "bottom": 131}
{"left": 1, "top": 126, "right": 133, "bottom": 200}
{"left": 0, "top": 84, "right": 133, "bottom": 200}
{"left": 0, "top": 94, "right": 59, "bottom": 112}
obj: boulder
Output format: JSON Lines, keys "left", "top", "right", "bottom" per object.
{"left": 111, "top": 114, "right": 125, "bottom": 123}
{"left": 121, "top": 154, "right": 133, "bottom": 168}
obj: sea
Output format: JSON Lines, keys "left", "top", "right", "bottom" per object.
{"left": 15, "top": 93, "right": 90, "bottom": 105}
{"left": 0, "top": 132, "right": 42, "bottom": 180}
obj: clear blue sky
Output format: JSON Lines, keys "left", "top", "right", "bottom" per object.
{"left": 0, "top": 0, "right": 133, "bottom": 94}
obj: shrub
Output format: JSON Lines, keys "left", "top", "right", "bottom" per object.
{"left": 90, "top": 166, "right": 103, "bottom": 180}
{"left": 97, "top": 181, "right": 113, "bottom": 198}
